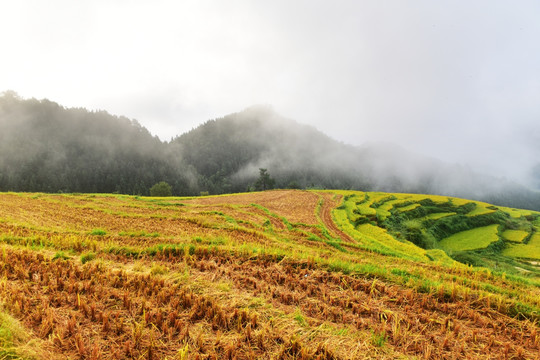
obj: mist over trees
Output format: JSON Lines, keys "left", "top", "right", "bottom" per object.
{"left": 0, "top": 92, "right": 193, "bottom": 195}
{"left": 531, "top": 164, "right": 540, "bottom": 191}
{"left": 1, "top": 92, "right": 540, "bottom": 211}
{"left": 172, "top": 106, "right": 375, "bottom": 193}
{"left": 254, "top": 168, "right": 275, "bottom": 191}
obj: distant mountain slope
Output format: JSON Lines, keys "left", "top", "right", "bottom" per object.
{"left": 173, "top": 105, "right": 540, "bottom": 210}
{"left": 0, "top": 92, "right": 192, "bottom": 195}
{"left": 171, "top": 106, "right": 369, "bottom": 194}
{"left": 1, "top": 92, "right": 540, "bottom": 210}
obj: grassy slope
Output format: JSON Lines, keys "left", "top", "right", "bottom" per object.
{"left": 438, "top": 224, "right": 500, "bottom": 252}
{"left": 334, "top": 191, "right": 540, "bottom": 270}
{"left": 0, "top": 190, "right": 539, "bottom": 359}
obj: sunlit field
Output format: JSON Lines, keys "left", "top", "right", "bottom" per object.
{"left": 439, "top": 225, "right": 500, "bottom": 252}
{"left": 0, "top": 190, "right": 539, "bottom": 359}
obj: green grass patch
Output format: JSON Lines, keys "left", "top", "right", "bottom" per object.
{"left": 439, "top": 224, "right": 500, "bottom": 252}
{"left": 419, "top": 212, "right": 456, "bottom": 221}
{"left": 325, "top": 240, "right": 348, "bottom": 253}
{"left": 293, "top": 308, "right": 308, "bottom": 327}
{"left": 118, "top": 230, "right": 160, "bottom": 238}
{"left": 390, "top": 268, "right": 412, "bottom": 277}
{"left": 53, "top": 251, "right": 70, "bottom": 260}
{"left": 502, "top": 233, "right": 540, "bottom": 260}
{"left": 466, "top": 204, "right": 496, "bottom": 217}
{"left": 80, "top": 252, "right": 96, "bottom": 264}
{"left": 396, "top": 203, "right": 421, "bottom": 212}
{"left": 0, "top": 311, "right": 33, "bottom": 360}
{"left": 371, "top": 330, "right": 387, "bottom": 347}
{"left": 499, "top": 206, "right": 534, "bottom": 219}
{"left": 502, "top": 229, "right": 529, "bottom": 243}
{"left": 89, "top": 228, "right": 107, "bottom": 236}
{"left": 425, "top": 249, "right": 455, "bottom": 264}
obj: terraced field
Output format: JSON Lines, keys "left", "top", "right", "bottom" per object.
{"left": 439, "top": 225, "right": 500, "bottom": 252}
{"left": 335, "top": 191, "right": 540, "bottom": 268}
{"left": 0, "top": 190, "right": 539, "bottom": 359}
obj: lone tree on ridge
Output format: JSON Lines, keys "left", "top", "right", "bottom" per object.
{"left": 254, "top": 168, "right": 275, "bottom": 191}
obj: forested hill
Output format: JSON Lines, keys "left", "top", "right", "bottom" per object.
{"left": 170, "top": 106, "right": 370, "bottom": 194}
{"left": 0, "top": 92, "right": 193, "bottom": 195}
{"left": 1, "top": 92, "right": 540, "bottom": 210}
{"left": 172, "top": 106, "right": 540, "bottom": 210}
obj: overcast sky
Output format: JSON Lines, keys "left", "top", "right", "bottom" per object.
{"left": 1, "top": 1, "right": 539, "bottom": 186}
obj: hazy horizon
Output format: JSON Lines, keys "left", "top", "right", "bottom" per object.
{"left": 2, "top": 1, "right": 539, "bottom": 187}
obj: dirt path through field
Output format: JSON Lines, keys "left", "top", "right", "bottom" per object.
{"left": 317, "top": 192, "right": 355, "bottom": 243}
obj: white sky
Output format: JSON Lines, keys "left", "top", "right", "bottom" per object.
{"left": 1, "top": 0, "right": 539, "bottom": 185}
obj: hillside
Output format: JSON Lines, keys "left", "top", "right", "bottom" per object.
{"left": 2, "top": 92, "right": 540, "bottom": 210}
{"left": 0, "top": 190, "right": 538, "bottom": 359}
{"left": 171, "top": 106, "right": 369, "bottom": 194}
{"left": 334, "top": 191, "right": 540, "bottom": 275}
{"left": 174, "top": 106, "right": 540, "bottom": 211}
{"left": 0, "top": 92, "right": 193, "bottom": 195}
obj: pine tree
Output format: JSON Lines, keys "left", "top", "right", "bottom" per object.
{"left": 254, "top": 168, "right": 275, "bottom": 191}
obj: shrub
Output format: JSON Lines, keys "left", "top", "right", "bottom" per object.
{"left": 287, "top": 181, "right": 301, "bottom": 189}
{"left": 150, "top": 181, "right": 172, "bottom": 197}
